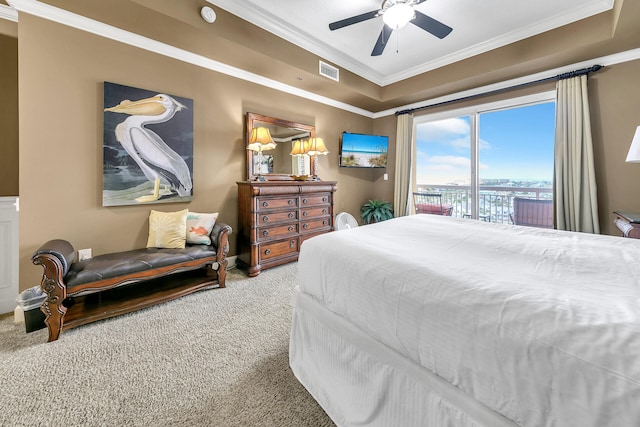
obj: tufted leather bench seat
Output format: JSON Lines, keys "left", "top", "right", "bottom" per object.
{"left": 31, "top": 222, "right": 232, "bottom": 342}
{"left": 65, "top": 246, "right": 220, "bottom": 293}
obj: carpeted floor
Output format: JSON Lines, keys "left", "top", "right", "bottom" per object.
{"left": 0, "top": 264, "right": 334, "bottom": 426}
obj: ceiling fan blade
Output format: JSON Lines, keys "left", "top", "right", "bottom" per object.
{"left": 411, "top": 11, "right": 452, "bottom": 39}
{"left": 371, "top": 25, "right": 394, "bottom": 56}
{"left": 329, "top": 10, "right": 379, "bottom": 31}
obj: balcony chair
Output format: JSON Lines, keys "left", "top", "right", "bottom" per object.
{"left": 510, "top": 197, "right": 553, "bottom": 228}
{"left": 413, "top": 192, "right": 453, "bottom": 216}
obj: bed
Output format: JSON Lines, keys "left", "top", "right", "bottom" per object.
{"left": 289, "top": 214, "right": 640, "bottom": 427}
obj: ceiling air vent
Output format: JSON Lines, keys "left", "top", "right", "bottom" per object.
{"left": 319, "top": 61, "right": 339, "bottom": 82}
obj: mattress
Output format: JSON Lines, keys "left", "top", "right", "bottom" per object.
{"left": 293, "top": 215, "right": 640, "bottom": 427}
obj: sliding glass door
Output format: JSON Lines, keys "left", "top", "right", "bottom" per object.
{"left": 478, "top": 102, "right": 555, "bottom": 223}
{"left": 414, "top": 115, "right": 472, "bottom": 217}
{"left": 413, "top": 92, "right": 556, "bottom": 224}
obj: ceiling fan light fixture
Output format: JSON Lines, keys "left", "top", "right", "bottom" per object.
{"left": 382, "top": 2, "right": 415, "bottom": 29}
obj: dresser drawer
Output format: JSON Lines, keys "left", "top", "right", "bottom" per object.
{"left": 257, "top": 210, "right": 297, "bottom": 226}
{"left": 237, "top": 180, "right": 336, "bottom": 277}
{"left": 259, "top": 238, "right": 299, "bottom": 261}
{"left": 301, "top": 206, "right": 330, "bottom": 219}
{"left": 300, "top": 217, "right": 331, "bottom": 233}
{"left": 256, "top": 196, "right": 297, "bottom": 211}
{"left": 256, "top": 223, "right": 298, "bottom": 242}
{"left": 300, "top": 194, "right": 331, "bottom": 207}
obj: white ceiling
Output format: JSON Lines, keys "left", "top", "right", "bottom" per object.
{"left": 207, "top": 0, "right": 615, "bottom": 86}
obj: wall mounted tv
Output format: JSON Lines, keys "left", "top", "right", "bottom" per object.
{"left": 339, "top": 132, "right": 388, "bottom": 168}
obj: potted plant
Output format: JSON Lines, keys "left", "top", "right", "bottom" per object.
{"left": 360, "top": 200, "right": 394, "bottom": 224}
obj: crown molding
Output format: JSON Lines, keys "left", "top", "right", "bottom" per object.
{"left": 373, "top": 47, "right": 640, "bottom": 119}
{"left": 380, "top": 0, "right": 616, "bottom": 86}
{"left": 208, "top": 0, "right": 615, "bottom": 87}
{"left": 6, "top": 0, "right": 638, "bottom": 121}
{"left": 7, "top": 0, "right": 374, "bottom": 118}
{"left": 0, "top": 4, "right": 18, "bottom": 22}
{"left": 205, "top": 0, "right": 387, "bottom": 86}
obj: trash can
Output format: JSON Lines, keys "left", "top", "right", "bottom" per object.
{"left": 16, "top": 286, "right": 47, "bottom": 333}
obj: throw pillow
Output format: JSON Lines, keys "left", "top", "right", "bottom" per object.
{"left": 146, "top": 209, "right": 188, "bottom": 249}
{"left": 186, "top": 212, "right": 219, "bottom": 245}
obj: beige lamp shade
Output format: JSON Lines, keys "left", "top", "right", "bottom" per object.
{"left": 626, "top": 126, "right": 640, "bottom": 162}
{"left": 306, "top": 137, "right": 329, "bottom": 156}
{"left": 247, "top": 127, "right": 276, "bottom": 152}
{"left": 290, "top": 139, "right": 310, "bottom": 156}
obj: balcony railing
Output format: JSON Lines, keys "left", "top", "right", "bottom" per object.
{"left": 415, "top": 184, "right": 553, "bottom": 224}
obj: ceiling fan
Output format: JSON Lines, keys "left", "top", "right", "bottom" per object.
{"left": 328, "top": 0, "right": 452, "bottom": 56}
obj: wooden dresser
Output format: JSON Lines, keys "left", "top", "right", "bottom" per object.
{"left": 237, "top": 180, "right": 337, "bottom": 276}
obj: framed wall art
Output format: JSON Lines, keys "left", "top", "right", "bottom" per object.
{"left": 103, "top": 82, "right": 194, "bottom": 206}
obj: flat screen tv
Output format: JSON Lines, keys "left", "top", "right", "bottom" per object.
{"left": 339, "top": 132, "right": 388, "bottom": 168}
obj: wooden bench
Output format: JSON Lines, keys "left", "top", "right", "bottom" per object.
{"left": 31, "top": 222, "right": 231, "bottom": 342}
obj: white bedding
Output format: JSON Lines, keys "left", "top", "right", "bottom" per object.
{"left": 294, "top": 215, "right": 640, "bottom": 427}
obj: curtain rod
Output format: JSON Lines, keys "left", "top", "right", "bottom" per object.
{"left": 395, "top": 64, "right": 603, "bottom": 116}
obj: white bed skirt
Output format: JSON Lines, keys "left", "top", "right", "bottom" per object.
{"left": 290, "top": 289, "right": 519, "bottom": 427}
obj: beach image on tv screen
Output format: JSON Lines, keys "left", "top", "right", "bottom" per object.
{"left": 340, "top": 133, "right": 388, "bottom": 168}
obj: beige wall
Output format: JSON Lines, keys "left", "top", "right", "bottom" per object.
{"left": 0, "top": 16, "right": 17, "bottom": 38}
{"left": 0, "top": 32, "right": 18, "bottom": 196}
{"left": 370, "top": 61, "right": 640, "bottom": 236}
{"left": 589, "top": 59, "right": 640, "bottom": 234}
{"left": 17, "top": 14, "right": 375, "bottom": 290}
{"left": 12, "top": 5, "right": 640, "bottom": 292}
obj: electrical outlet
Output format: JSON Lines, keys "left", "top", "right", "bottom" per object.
{"left": 78, "top": 248, "right": 92, "bottom": 261}
{"left": 383, "top": 173, "right": 388, "bottom": 181}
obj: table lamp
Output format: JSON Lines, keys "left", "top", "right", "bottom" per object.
{"left": 306, "top": 137, "right": 329, "bottom": 181}
{"left": 247, "top": 127, "right": 276, "bottom": 181}
{"left": 290, "top": 139, "right": 309, "bottom": 156}
{"left": 290, "top": 139, "right": 311, "bottom": 179}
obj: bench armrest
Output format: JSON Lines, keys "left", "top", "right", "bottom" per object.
{"left": 31, "top": 239, "right": 76, "bottom": 342}
{"left": 211, "top": 222, "right": 232, "bottom": 256}
{"left": 211, "top": 222, "right": 232, "bottom": 285}
{"left": 32, "top": 239, "right": 76, "bottom": 278}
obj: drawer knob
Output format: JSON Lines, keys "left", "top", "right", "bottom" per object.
{"left": 288, "top": 226, "right": 294, "bottom": 231}
{"left": 302, "top": 198, "right": 308, "bottom": 204}
{"left": 263, "top": 201, "right": 268, "bottom": 207}
{"left": 323, "top": 220, "right": 328, "bottom": 225}
{"left": 322, "top": 209, "right": 327, "bottom": 214}
{"left": 290, "top": 240, "right": 295, "bottom": 248}
{"left": 263, "top": 230, "right": 269, "bottom": 237}
{"left": 322, "top": 197, "right": 327, "bottom": 202}
{"left": 263, "top": 215, "right": 269, "bottom": 222}
{"left": 303, "top": 223, "right": 309, "bottom": 229}
{"left": 303, "top": 211, "right": 308, "bottom": 216}
{"left": 288, "top": 212, "right": 294, "bottom": 218}
{"left": 264, "top": 249, "right": 271, "bottom": 255}
{"left": 288, "top": 199, "right": 294, "bottom": 205}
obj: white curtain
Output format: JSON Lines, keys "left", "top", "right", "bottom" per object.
{"left": 554, "top": 75, "right": 600, "bottom": 233}
{"left": 393, "top": 113, "right": 414, "bottom": 217}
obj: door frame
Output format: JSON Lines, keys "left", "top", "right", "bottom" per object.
{"left": 0, "top": 196, "right": 19, "bottom": 315}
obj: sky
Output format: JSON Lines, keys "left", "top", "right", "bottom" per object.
{"left": 341, "top": 132, "right": 389, "bottom": 153}
{"left": 415, "top": 102, "right": 555, "bottom": 185}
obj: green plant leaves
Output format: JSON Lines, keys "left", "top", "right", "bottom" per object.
{"left": 360, "top": 199, "right": 394, "bottom": 224}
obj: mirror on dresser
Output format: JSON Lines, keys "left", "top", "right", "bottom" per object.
{"left": 246, "top": 112, "right": 316, "bottom": 180}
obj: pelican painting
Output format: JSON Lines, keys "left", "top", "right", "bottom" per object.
{"left": 103, "top": 82, "right": 194, "bottom": 206}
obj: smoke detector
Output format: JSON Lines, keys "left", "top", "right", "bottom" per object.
{"left": 200, "top": 6, "right": 216, "bottom": 24}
